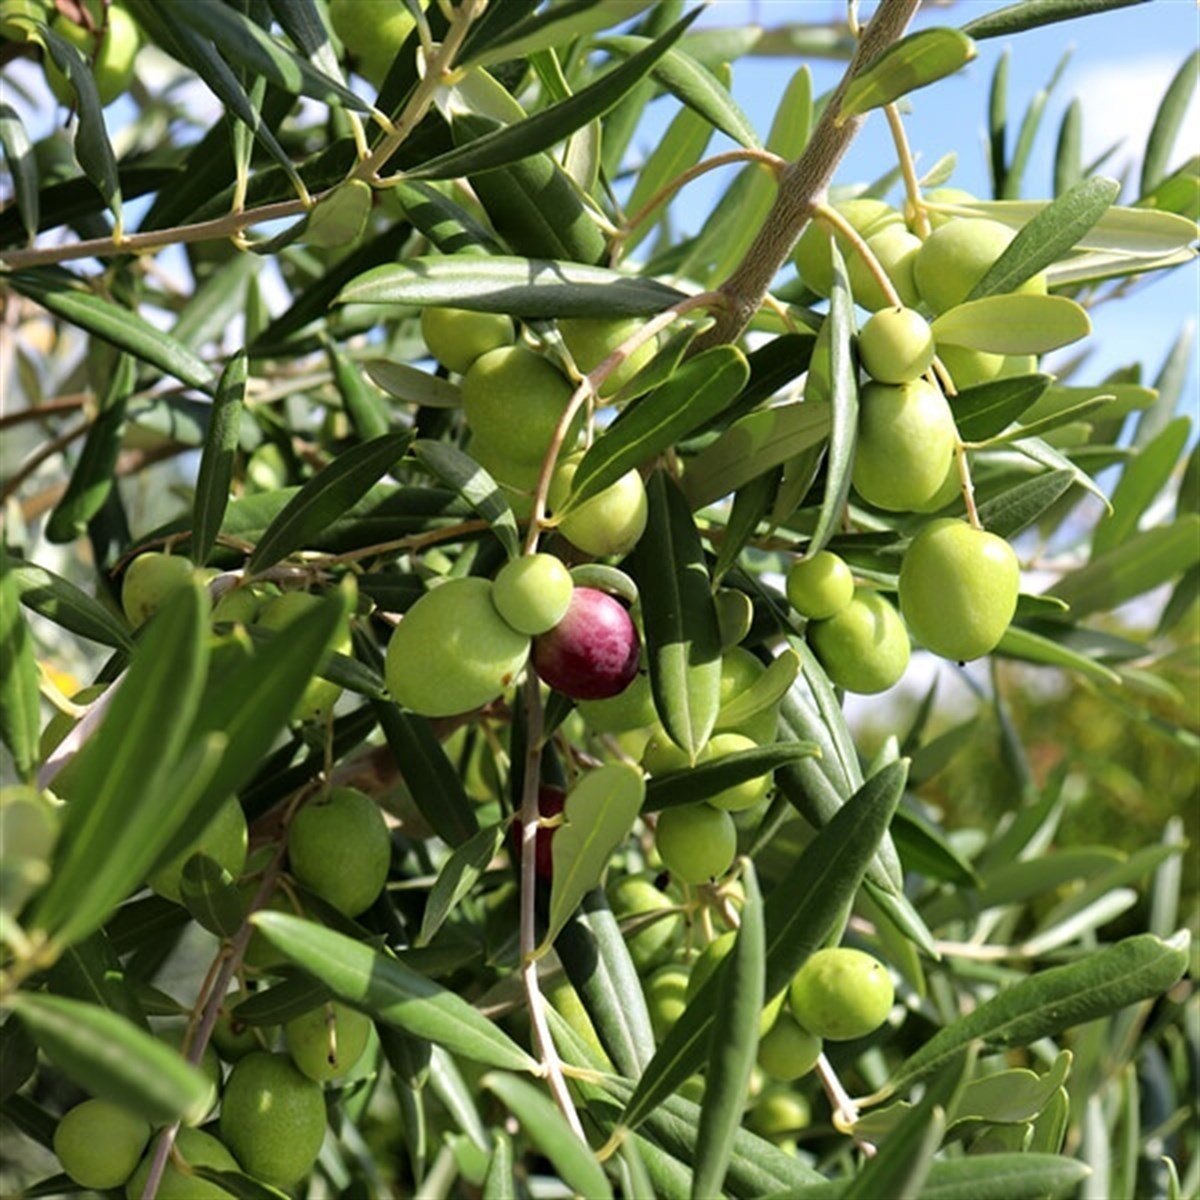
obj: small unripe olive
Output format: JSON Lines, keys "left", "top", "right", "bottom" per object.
{"left": 847, "top": 227, "right": 922, "bottom": 311}
{"left": 809, "top": 589, "right": 909, "bottom": 695}
{"left": 420, "top": 307, "right": 513, "bottom": 375}
{"left": 469, "top": 437, "right": 542, "bottom": 519}
{"left": 646, "top": 963, "right": 691, "bottom": 1040}
{"left": 258, "top": 591, "right": 352, "bottom": 722}
{"left": 212, "top": 990, "right": 275, "bottom": 1061}
{"left": 577, "top": 670, "right": 657, "bottom": 733}
{"left": 285, "top": 1002, "right": 372, "bottom": 1082}
{"left": 219, "top": 1052, "right": 326, "bottom": 1187}
{"left": 654, "top": 804, "right": 736, "bottom": 884}
{"left": 898, "top": 519, "right": 1020, "bottom": 661}
{"left": 757, "top": 1012, "right": 823, "bottom": 1080}
{"left": 492, "top": 554, "right": 574, "bottom": 636}
{"left": 789, "top": 947, "right": 894, "bottom": 1041}
{"left": 706, "top": 732, "right": 772, "bottom": 812}
{"left": 126, "top": 1127, "right": 238, "bottom": 1200}
{"left": 121, "top": 552, "right": 196, "bottom": 628}
{"left": 148, "top": 796, "right": 248, "bottom": 904}
{"left": 714, "top": 588, "right": 754, "bottom": 648}
{"left": 794, "top": 200, "right": 903, "bottom": 297}
{"left": 608, "top": 874, "right": 683, "bottom": 972}
{"left": 212, "top": 585, "right": 261, "bottom": 625}
{"left": 289, "top": 787, "right": 391, "bottom": 917}
{"left": 386, "top": 577, "right": 530, "bottom": 717}
{"left": 914, "top": 218, "right": 1047, "bottom": 314}
{"left": 749, "top": 1087, "right": 812, "bottom": 1139}
{"left": 45, "top": 6, "right": 140, "bottom": 106}
{"left": 548, "top": 453, "right": 648, "bottom": 558}
{"left": 852, "top": 379, "right": 957, "bottom": 512}
{"left": 714, "top": 647, "right": 778, "bottom": 745}
{"left": 786, "top": 551, "right": 855, "bottom": 621}
{"left": 920, "top": 187, "right": 977, "bottom": 229}
{"left": 859, "top": 307, "right": 935, "bottom": 384}
{"left": 558, "top": 317, "right": 658, "bottom": 396}
{"left": 938, "top": 342, "right": 1004, "bottom": 389}
{"left": 245, "top": 443, "right": 289, "bottom": 493}
{"left": 55, "top": 1099, "right": 150, "bottom": 1189}
{"left": 461, "top": 345, "right": 577, "bottom": 467}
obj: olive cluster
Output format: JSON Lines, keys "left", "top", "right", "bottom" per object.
{"left": 786, "top": 196, "right": 1029, "bottom": 688}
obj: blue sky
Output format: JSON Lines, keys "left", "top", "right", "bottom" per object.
{"left": 666, "top": 0, "right": 1200, "bottom": 406}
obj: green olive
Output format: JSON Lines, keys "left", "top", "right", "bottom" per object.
{"left": 714, "top": 588, "right": 754, "bottom": 649}
{"left": 328, "top": 0, "right": 420, "bottom": 87}
{"left": 121, "top": 552, "right": 196, "bottom": 628}
{"left": 461, "top": 345, "right": 577, "bottom": 467}
{"left": 44, "top": 6, "right": 140, "bottom": 106}
{"left": 491, "top": 553, "right": 574, "bottom": 636}
{"left": 654, "top": 804, "right": 737, "bottom": 884}
{"left": 914, "top": 217, "right": 1047, "bottom": 314}
{"left": 705, "top": 732, "right": 771, "bottom": 812}
{"left": 756, "top": 1013, "right": 822, "bottom": 1080}
{"left": 646, "top": 963, "right": 691, "bottom": 1040}
{"left": 212, "top": 585, "right": 261, "bottom": 625}
{"left": 55, "top": 1099, "right": 150, "bottom": 1189}
{"left": 285, "top": 1001, "right": 372, "bottom": 1082}
{"left": 288, "top": 787, "right": 391, "bottom": 918}
{"left": 847, "top": 227, "right": 923, "bottom": 311}
{"left": 219, "top": 1052, "right": 326, "bottom": 1187}
{"left": 852, "top": 379, "right": 958, "bottom": 512}
{"left": 786, "top": 551, "right": 855, "bottom": 621}
{"left": 258, "top": 592, "right": 353, "bottom": 723}
{"left": 748, "top": 1086, "right": 812, "bottom": 1139}
{"left": 858, "top": 307, "right": 936, "bottom": 384}
{"left": 687, "top": 931, "right": 785, "bottom": 1034}
{"left": 898, "top": 518, "right": 1020, "bottom": 661}
{"left": 420, "top": 307, "right": 513, "bottom": 375}
{"left": 548, "top": 453, "right": 648, "bottom": 558}
{"left": 937, "top": 342, "right": 1004, "bottom": 390}
{"left": 212, "top": 990, "right": 276, "bottom": 1061}
{"left": 385, "top": 577, "right": 530, "bottom": 717}
{"left": 148, "top": 796, "right": 248, "bottom": 904}
{"left": 558, "top": 317, "right": 657, "bottom": 396}
{"left": 794, "top": 200, "right": 904, "bottom": 297}
{"left": 607, "top": 874, "right": 683, "bottom": 972}
{"left": 577, "top": 670, "right": 657, "bottom": 733}
{"left": 808, "top": 589, "right": 910, "bottom": 695}
{"left": 126, "top": 1127, "right": 238, "bottom": 1200}
{"left": 714, "top": 647, "right": 779, "bottom": 744}
{"left": 788, "top": 947, "right": 894, "bottom": 1041}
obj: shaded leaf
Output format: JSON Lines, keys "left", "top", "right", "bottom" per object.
{"left": 841, "top": 28, "right": 977, "bottom": 121}
{"left": 0, "top": 103, "right": 37, "bottom": 245}
{"left": 953, "top": 374, "right": 1053, "bottom": 441}
{"left": 179, "top": 852, "right": 245, "bottom": 939}
{"left": 417, "top": 823, "right": 507, "bottom": 948}
{"left": 0, "top": 558, "right": 40, "bottom": 781}
{"left": 644, "top": 742, "right": 818, "bottom": 811}
{"left": 412, "top": 441, "right": 519, "bottom": 561}
{"left": 192, "top": 353, "right": 246, "bottom": 566}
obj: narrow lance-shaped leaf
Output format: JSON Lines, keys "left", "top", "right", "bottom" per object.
{"left": 716, "top": 647, "right": 800, "bottom": 728}
{"left": 417, "top": 823, "right": 507, "bottom": 948}
{"left": 919, "top": 1154, "right": 1089, "bottom": 1200}
{"left": 807, "top": 242, "right": 857, "bottom": 556}
{"left": 326, "top": 337, "right": 389, "bottom": 441}
{"left": 464, "top": 0, "right": 657, "bottom": 67}
{"left": 961, "top": 0, "right": 1149, "bottom": 41}
{"left": 566, "top": 346, "right": 750, "bottom": 511}
{"left": 340, "top": 256, "right": 686, "bottom": 318}
{"left": 1142, "top": 49, "right": 1199, "bottom": 195}
{"left": 252, "top": 912, "right": 539, "bottom": 1072}
{"left": 246, "top": 432, "right": 411, "bottom": 573}
{"left": 967, "top": 177, "right": 1120, "bottom": 300}
{"left": 411, "top": 9, "right": 699, "bottom": 181}
{"left": 644, "top": 742, "right": 818, "bottom": 812}
{"left": 621, "top": 760, "right": 907, "bottom": 1131}
{"left": 10, "top": 560, "right": 133, "bottom": 652}
{"left": 192, "top": 352, "right": 246, "bottom": 566}
{"left": 840, "top": 27, "right": 977, "bottom": 121}
{"left": 11, "top": 993, "right": 214, "bottom": 1127}
{"left": 412, "top": 441, "right": 520, "bottom": 561}
{"left": 1054, "top": 98, "right": 1083, "bottom": 197}
{"left": 31, "top": 585, "right": 212, "bottom": 944}
{"left": 540, "top": 764, "right": 645, "bottom": 955}
{"left": 179, "top": 853, "right": 246, "bottom": 939}
{"left": 692, "top": 861, "right": 765, "bottom": 1200}
{"left": 4, "top": 269, "right": 213, "bottom": 392}
{"left": 975, "top": 470, "right": 1076, "bottom": 538}
{"left": 1002, "top": 48, "right": 1071, "bottom": 199}
{"left": 0, "top": 556, "right": 40, "bottom": 782}
{"left": 482, "top": 1073, "right": 613, "bottom": 1200}
{"left": 0, "top": 103, "right": 37, "bottom": 245}
{"left": 34, "top": 24, "right": 121, "bottom": 224}
{"left": 953, "top": 373, "right": 1053, "bottom": 441}
{"left": 630, "top": 470, "right": 723, "bottom": 760}
{"left": 877, "top": 932, "right": 1190, "bottom": 1100}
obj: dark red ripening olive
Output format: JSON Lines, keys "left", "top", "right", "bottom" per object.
{"left": 532, "top": 587, "right": 640, "bottom": 700}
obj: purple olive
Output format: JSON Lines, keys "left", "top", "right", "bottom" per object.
{"left": 532, "top": 587, "right": 640, "bottom": 700}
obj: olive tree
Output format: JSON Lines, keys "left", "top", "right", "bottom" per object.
{"left": 0, "top": 0, "right": 1197, "bottom": 1197}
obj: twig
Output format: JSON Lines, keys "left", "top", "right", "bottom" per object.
{"left": 696, "top": 0, "right": 921, "bottom": 349}
{"left": 0, "top": 416, "right": 91, "bottom": 503}
{"left": 885, "top": 103, "right": 930, "bottom": 238}
{"left": 818, "top": 1053, "right": 876, "bottom": 1156}
{"left": 516, "top": 674, "right": 587, "bottom": 1140}
{"left": 0, "top": 394, "right": 89, "bottom": 430}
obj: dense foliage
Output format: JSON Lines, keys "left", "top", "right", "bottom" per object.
{"left": 1, "top": 1, "right": 1197, "bottom": 1198}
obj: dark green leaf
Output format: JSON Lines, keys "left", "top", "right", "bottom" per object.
{"left": 997, "top": 625, "right": 1122, "bottom": 686}
{"left": 192, "top": 353, "right": 246, "bottom": 566}
{"left": 417, "top": 823, "right": 507, "bottom": 948}
{"left": 179, "top": 852, "right": 246, "bottom": 939}
{"left": 0, "top": 103, "right": 37, "bottom": 245}
{"left": 880, "top": 933, "right": 1190, "bottom": 1099}
{"left": 12, "top": 993, "right": 214, "bottom": 1126}
{"left": 413, "top": 441, "right": 520, "bottom": 561}
{"left": 327, "top": 338, "right": 389, "bottom": 441}
{"left": 6, "top": 269, "right": 212, "bottom": 391}
{"left": 840, "top": 28, "right": 977, "bottom": 121}
{"left": 567, "top": 347, "right": 750, "bottom": 510}
{"left": 246, "top": 432, "right": 411, "bottom": 573}
{"left": 0, "top": 558, "right": 40, "bottom": 782}
{"left": 1142, "top": 50, "right": 1199, "bottom": 195}
{"left": 340, "top": 256, "right": 686, "bottom": 318}
{"left": 962, "top": 0, "right": 1149, "bottom": 40}
{"left": 644, "top": 742, "right": 818, "bottom": 811}
{"left": 252, "top": 912, "right": 538, "bottom": 1071}
{"left": 1054, "top": 98, "right": 1082, "bottom": 197}
{"left": 629, "top": 471, "right": 722, "bottom": 759}
{"left": 969, "top": 177, "right": 1120, "bottom": 300}
{"left": 975, "top": 470, "right": 1075, "bottom": 538}
{"left": 464, "top": 0, "right": 657, "bottom": 67}
{"left": 693, "top": 863, "right": 764, "bottom": 1200}
{"left": 191, "top": 1169, "right": 290, "bottom": 1200}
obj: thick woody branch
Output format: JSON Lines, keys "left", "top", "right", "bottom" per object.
{"left": 695, "top": 0, "right": 920, "bottom": 350}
